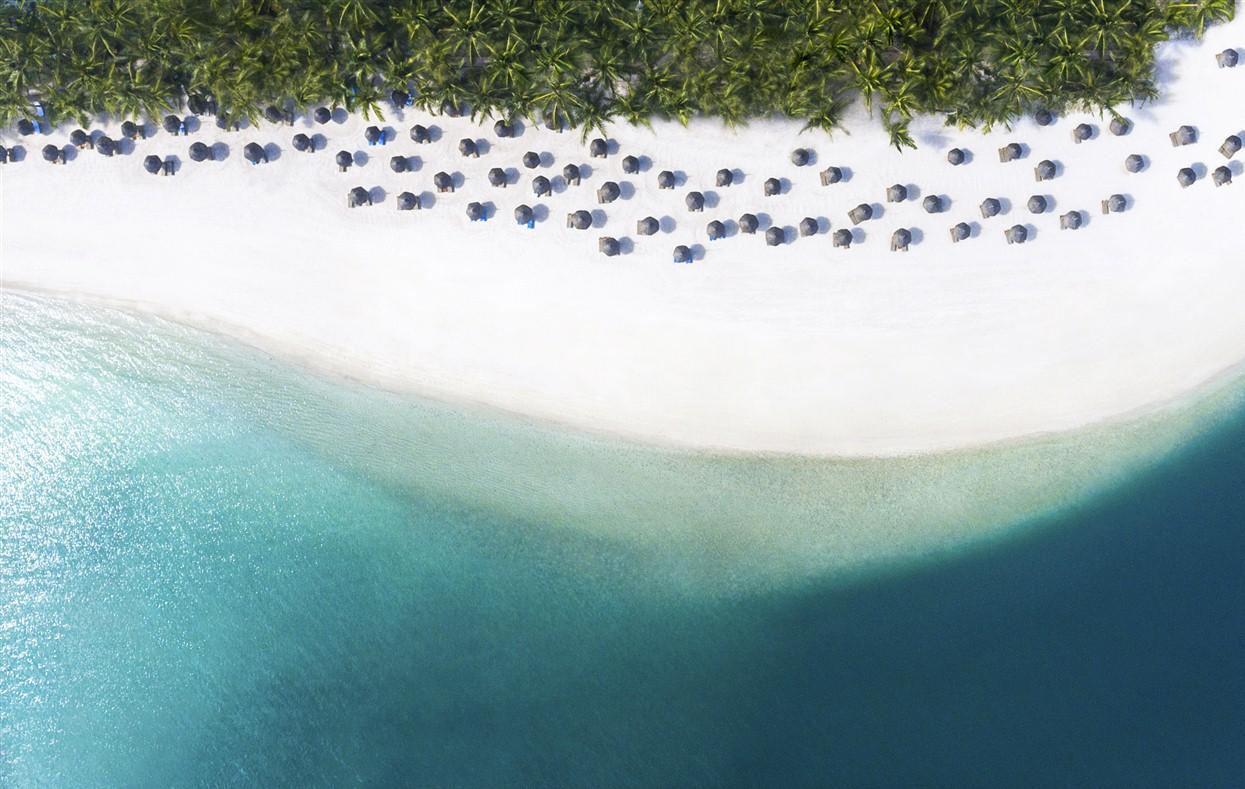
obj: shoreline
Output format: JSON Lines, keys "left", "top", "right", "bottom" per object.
{"left": 3, "top": 20, "right": 1245, "bottom": 457}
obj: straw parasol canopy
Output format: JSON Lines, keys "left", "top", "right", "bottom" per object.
{"left": 409, "top": 124, "right": 430, "bottom": 143}
{"left": 891, "top": 229, "right": 911, "bottom": 251}
{"left": 336, "top": 150, "right": 353, "bottom": 170}
{"left": 1177, "top": 167, "right": 1197, "bottom": 187}
{"left": 121, "top": 120, "right": 140, "bottom": 140}
{"left": 1218, "top": 49, "right": 1239, "bottom": 68}
{"left": 263, "top": 106, "right": 283, "bottom": 124}
{"left": 187, "top": 95, "right": 207, "bottom": 115}
{"left": 215, "top": 114, "right": 237, "bottom": 131}
{"left": 42, "top": 144, "right": 62, "bottom": 163}
{"left": 1005, "top": 225, "right": 1028, "bottom": 244}
{"left": 1060, "top": 211, "right": 1083, "bottom": 230}
{"left": 833, "top": 229, "right": 852, "bottom": 248}
{"left": 622, "top": 155, "right": 639, "bottom": 174}
{"left": 790, "top": 148, "right": 811, "bottom": 166}
{"left": 514, "top": 204, "right": 534, "bottom": 225}
{"left": 143, "top": 154, "right": 162, "bottom": 173}
{"left": 999, "top": 142, "right": 1022, "bottom": 162}
{"left": 562, "top": 163, "right": 580, "bottom": 183}
{"left": 738, "top": 213, "right": 758, "bottom": 234}
{"left": 765, "top": 227, "right": 784, "bottom": 246}
{"left": 820, "top": 166, "right": 843, "bottom": 185}
{"left": 716, "top": 168, "right": 733, "bottom": 187}
{"left": 1170, "top": 125, "right": 1197, "bottom": 146}
{"left": 163, "top": 114, "right": 182, "bottom": 134}
{"left": 397, "top": 191, "right": 419, "bottom": 210}
{"left": 637, "top": 216, "right": 659, "bottom": 235}
{"left": 292, "top": 133, "right": 311, "bottom": 152}
{"left": 442, "top": 101, "right": 463, "bottom": 118}
{"left": 17, "top": 119, "right": 36, "bottom": 135}
{"left": 1104, "top": 194, "right": 1127, "bottom": 213}
{"left": 532, "top": 175, "right": 551, "bottom": 196}
{"left": 188, "top": 142, "right": 211, "bottom": 162}
{"left": 707, "top": 220, "right": 726, "bottom": 240}
{"left": 657, "top": 170, "right": 675, "bottom": 189}
{"left": 488, "top": 167, "right": 507, "bottom": 187}
{"left": 848, "top": 204, "right": 873, "bottom": 225}
{"left": 950, "top": 222, "right": 971, "bottom": 242}
{"left": 923, "top": 195, "right": 943, "bottom": 213}
{"left": 1073, "top": 123, "right": 1093, "bottom": 142}
{"left": 1220, "top": 135, "right": 1242, "bottom": 159}
{"left": 466, "top": 202, "right": 485, "bottom": 221}
{"left": 435, "top": 171, "right": 454, "bottom": 192}
{"left": 458, "top": 138, "right": 478, "bottom": 157}
{"left": 589, "top": 138, "right": 608, "bottom": 158}
{"left": 349, "top": 186, "right": 370, "bottom": 206}
{"left": 599, "top": 236, "right": 620, "bottom": 256}
{"left": 1109, "top": 117, "right": 1132, "bottom": 136}
{"left": 673, "top": 245, "right": 691, "bottom": 263}
{"left": 1035, "top": 109, "right": 1054, "bottom": 126}
{"left": 685, "top": 191, "right": 704, "bottom": 211}
{"left": 364, "top": 126, "right": 382, "bottom": 144}
{"left": 96, "top": 136, "right": 115, "bottom": 156}
{"left": 1125, "top": 154, "right": 1146, "bottom": 173}
{"left": 522, "top": 151, "right": 541, "bottom": 169}
{"left": 314, "top": 107, "right": 332, "bottom": 124}
{"left": 1034, "top": 159, "right": 1056, "bottom": 181}
{"left": 886, "top": 184, "right": 907, "bottom": 202}
{"left": 980, "top": 198, "right": 1001, "bottom": 218}
{"left": 493, "top": 120, "right": 513, "bottom": 138}
{"left": 243, "top": 142, "right": 265, "bottom": 164}
{"left": 1027, "top": 195, "right": 1047, "bottom": 213}
{"left": 799, "top": 217, "right": 818, "bottom": 237}
{"left": 568, "top": 210, "right": 592, "bottom": 230}
{"left": 764, "top": 177, "right": 781, "bottom": 196}
{"left": 390, "top": 155, "right": 408, "bottom": 173}
{"left": 597, "top": 181, "right": 620, "bottom": 203}
{"left": 70, "top": 129, "right": 90, "bottom": 148}
{"left": 391, "top": 90, "right": 409, "bottom": 108}
{"left": 946, "top": 148, "right": 965, "bottom": 165}
{"left": 1213, "top": 166, "right": 1232, "bottom": 186}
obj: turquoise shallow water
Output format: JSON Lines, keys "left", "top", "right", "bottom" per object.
{"left": 3, "top": 292, "right": 1244, "bottom": 786}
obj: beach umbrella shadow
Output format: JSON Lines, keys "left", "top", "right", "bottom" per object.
{"left": 532, "top": 204, "right": 549, "bottom": 223}
{"left": 331, "top": 108, "right": 349, "bottom": 124}
{"left": 353, "top": 151, "right": 369, "bottom": 167}
{"left": 263, "top": 143, "right": 282, "bottom": 162}
{"left": 591, "top": 209, "right": 608, "bottom": 228}
{"left": 311, "top": 133, "right": 327, "bottom": 152}
{"left": 659, "top": 216, "right": 677, "bottom": 233}
{"left": 619, "top": 181, "right": 636, "bottom": 200}
{"left": 418, "top": 191, "right": 435, "bottom": 209}
{"left": 211, "top": 143, "right": 230, "bottom": 161}
{"left": 369, "top": 186, "right": 387, "bottom": 204}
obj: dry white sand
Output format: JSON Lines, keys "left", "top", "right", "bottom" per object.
{"left": 3, "top": 19, "right": 1244, "bottom": 456}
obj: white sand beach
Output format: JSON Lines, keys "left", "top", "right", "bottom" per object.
{"left": 2, "top": 19, "right": 1244, "bottom": 456}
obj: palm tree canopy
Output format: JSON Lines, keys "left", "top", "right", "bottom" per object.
{"left": 738, "top": 213, "right": 758, "bottom": 233}
{"left": 143, "top": 154, "right": 162, "bottom": 172}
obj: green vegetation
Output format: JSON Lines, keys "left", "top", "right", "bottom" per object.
{"left": 0, "top": 0, "right": 1235, "bottom": 148}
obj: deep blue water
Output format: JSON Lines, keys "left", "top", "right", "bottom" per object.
{"left": 2, "top": 293, "right": 1243, "bottom": 787}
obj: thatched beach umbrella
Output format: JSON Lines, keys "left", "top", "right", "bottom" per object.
{"left": 567, "top": 210, "right": 592, "bottom": 230}
{"left": 1177, "top": 167, "right": 1197, "bottom": 188}
{"left": 1027, "top": 195, "right": 1047, "bottom": 213}
{"left": 459, "top": 138, "right": 478, "bottom": 158}
{"left": 563, "top": 163, "right": 580, "bottom": 185}
{"left": 1109, "top": 117, "right": 1132, "bottom": 136}
{"left": 42, "top": 144, "right": 63, "bottom": 164}
{"left": 763, "top": 177, "right": 781, "bottom": 196}
{"left": 442, "top": 100, "right": 463, "bottom": 118}
{"left": 685, "top": 191, "right": 704, "bottom": 212}
{"left": 1125, "top": 154, "right": 1146, "bottom": 173}
{"left": 833, "top": 229, "right": 852, "bottom": 248}
{"left": 435, "top": 171, "right": 454, "bottom": 193}
{"left": 409, "top": 124, "right": 430, "bottom": 144}
{"left": 1213, "top": 166, "right": 1232, "bottom": 187}
{"left": 1035, "top": 109, "right": 1054, "bottom": 126}
{"left": 70, "top": 129, "right": 90, "bottom": 149}
{"left": 0, "top": 145, "right": 8, "bottom": 164}
{"left": 738, "top": 213, "right": 758, "bottom": 234}
{"left": 599, "top": 236, "right": 620, "bottom": 256}
{"left": 364, "top": 126, "right": 383, "bottom": 146}
{"left": 1072, "top": 123, "right": 1093, "bottom": 143}
{"left": 187, "top": 95, "right": 208, "bottom": 115}
{"left": 950, "top": 222, "right": 971, "bottom": 243}
{"left": 790, "top": 148, "right": 811, "bottom": 166}
{"left": 391, "top": 90, "right": 410, "bottom": 109}
{"left": 1101, "top": 194, "right": 1127, "bottom": 214}
{"left": 657, "top": 170, "right": 675, "bottom": 189}
{"left": 292, "top": 133, "right": 312, "bottom": 153}
{"left": 522, "top": 151, "right": 541, "bottom": 169}
{"left": 622, "top": 155, "right": 639, "bottom": 174}
{"left": 188, "top": 141, "right": 211, "bottom": 162}
{"left": 1034, "top": 159, "right": 1056, "bottom": 181}
{"left": 1060, "top": 211, "right": 1083, "bottom": 230}
{"left": 121, "top": 120, "right": 142, "bottom": 140}
{"left": 923, "top": 195, "right": 943, "bottom": 213}
{"left": 1170, "top": 125, "right": 1197, "bottom": 146}
{"left": 890, "top": 229, "right": 911, "bottom": 252}
{"left": 673, "top": 245, "right": 691, "bottom": 264}
{"left": 1004, "top": 225, "right": 1028, "bottom": 244}
{"left": 597, "top": 181, "right": 620, "bottom": 203}
{"left": 514, "top": 204, "right": 534, "bottom": 226}
{"left": 215, "top": 114, "right": 239, "bottom": 132}
{"left": 1220, "top": 135, "right": 1241, "bottom": 159}
{"left": 820, "top": 166, "right": 843, "bottom": 185}
{"left": 397, "top": 191, "right": 420, "bottom": 211}
{"left": 96, "top": 136, "right": 115, "bottom": 156}
{"left": 466, "top": 202, "right": 485, "bottom": 221}
{"left": 163, "top": 114, "right": 183, "bottom": 135}
{"left": 886, "top": 184, "right": 907, "bottom": 202}
{"left": 637, "top": 216, "right": 659, "bottom": 235}
{"left": 348, "top": 186, "right": 371, "bottom": 207}
{"left": 390, "top": 155, "right": 408, "bottom": 173}
{"left": 314, "top": 107, "right": 332, "bottom": 125}
{"left": 707, "top": 220, "right": 726, "bottom": 240}
{"left": 489, "top": 167, "right": 507, "bottom": 187}
{"left": 336, "top": 150, "right": 353, "bottom": 172}
{"left": 143, "top": 154, "right": 162, "bottom": 174}
{"left": 799, "top": 217, "right": 818, "bottom": 237}
{"left": 765, "top": 227, "right": 784, "bottom": 246}
{"left": 17, "top": 118, "right": 38, "bottom": 136}
{"left": 848, "top": 204, "right": 872, "bottom": 225}
{"left": 998, "top": 142, "right": 1022, "bottom": 162}
{"left": 532, "top": 175, "right": 551, "bottom": 196}
{"left": 1218, "top": 49, "right": 1239, "bottom": 68}
{"left": 980, "top": 197, "right": 1001, "bottom": 218}
{"left": 946, "top": 148, "right": 965, "bottom": 165}
{"left": 243, "top": 142, "right": 266, "bottom": 164}
{"left": 589, "top": 138, "right": 608, "bottom": 158}
{"left": 264, "top": 105, "right": 283, "bottom": 124}
{"left": 716, "top": 168, "right": 733, "bottom": 187}
{"left": 493, "top": 120, "right": 513, "bottom": 138}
